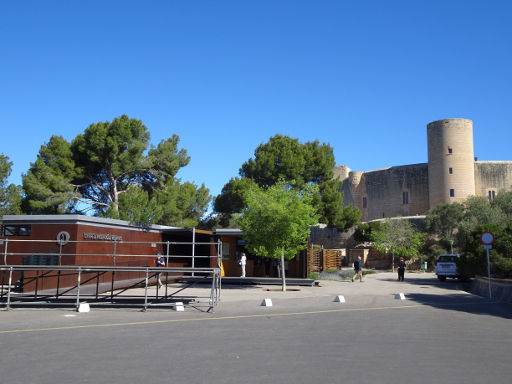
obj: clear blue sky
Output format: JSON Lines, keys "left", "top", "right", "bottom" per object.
{"left": 1, "top": 0, "right": 511, "bottom": 207}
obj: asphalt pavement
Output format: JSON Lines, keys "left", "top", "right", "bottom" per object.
{"left": 1, "top": 272, "right": 511, "bottom": 384}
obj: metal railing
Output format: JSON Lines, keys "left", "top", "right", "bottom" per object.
{"left": 0, "top": 238, "right": 223, "bottom": 311}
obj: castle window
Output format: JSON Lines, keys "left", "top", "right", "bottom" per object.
{"left": 488, "top": 190, "right": 496, "bottom": 201}
{"left": 450, "top": 189, "right": 455, "bottom": 197}
{"left": 362, "top": 197, "right": 367, "bottom": 209}
{"left": 402, "top": 191, "right": 409, "bottom": 205}
{"left": 448, "top": 147, "right": 453, "bottom": 154}
{"left": 449, "top": 167, "right": 453, "bottom": 174}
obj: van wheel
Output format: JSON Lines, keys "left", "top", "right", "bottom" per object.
{"left": 437, "top": 276, "right": 446, "bottom": 282}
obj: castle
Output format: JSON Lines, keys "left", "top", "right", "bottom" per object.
{"left": 335, "top": 118, "right": 512, "bottom": 222}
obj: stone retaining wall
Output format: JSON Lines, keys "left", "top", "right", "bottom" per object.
{"left": 470, "top": 276, "right": 512, "bottom": 303}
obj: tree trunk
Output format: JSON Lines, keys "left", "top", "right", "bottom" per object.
{"left": 391, "top": 253, "right": 395, "bottom": 272}
{"left": 281, "top": 247, "right": 286, "bottom": 292}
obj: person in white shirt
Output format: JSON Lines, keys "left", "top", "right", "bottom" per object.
{"left": 240, "top": 252, "right": 247, "bottom": 277}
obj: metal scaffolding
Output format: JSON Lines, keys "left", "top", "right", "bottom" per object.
{"left": 0, "top": 238, "right": 223, "bottom": 312}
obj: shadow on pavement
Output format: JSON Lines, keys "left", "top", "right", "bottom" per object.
{"left": 404, "top": 292, "right": 512, "bottom": 319}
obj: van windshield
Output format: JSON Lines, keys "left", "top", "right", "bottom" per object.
{"left": 438, "top": 255, "right": 458, "bottom": 262}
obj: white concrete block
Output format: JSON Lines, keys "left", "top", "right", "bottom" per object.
{"left": 174, "top": 302, "right": 185, "bottom": 311}
{"left": 334, "top": 295, "right": 346, "bottom": 303}
{"left": 395, "top": 293, "right": 406, "bottom": 300}
{"left": 78, "top": 303, "right": 90, "bottom": 313}
{"left": 261, "top": 298, "right": 273, "bottom": 307}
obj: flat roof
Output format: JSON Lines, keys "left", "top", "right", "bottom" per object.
{"left": 0, "top": 214, "right": 181, "bottom": 232}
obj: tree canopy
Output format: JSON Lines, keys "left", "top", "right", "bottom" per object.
{"left": 0, "top": 154, "right": 22, "bottom": 215}
{"left": 22, "top": 115, "right": 210, "bottom": 227}
{"left": 371, "top": 219, "right": 425, "bottom": 270}
{"left": 237, "top": 182, "right": 319, "bottom": 290}
{"left": 423, "top": 192, "right": 512, "bottom": 277}
{"left": 215, "top": 134, "right": 359, "bottom": 231}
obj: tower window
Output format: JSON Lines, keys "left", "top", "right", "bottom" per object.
{"left": 362, "top": 197, "right": 367, "bottom": 208}
{"left": 488, "top": 190, "right": 496, "bottom": 201}
{"left": 402, "top": 191, "right": 409, "bottom": 205}
{"left": 449, "top": 167, "right": 453, "bottom": 174}
{"left": 450, "top": 189, "right": 455, "bottom": 197}
{"left": 448, "top": 147, "right": 453, "bottom": 154}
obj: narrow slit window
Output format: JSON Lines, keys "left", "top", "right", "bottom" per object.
{"left": 362, "top": 197, "right": 367, "bottom": 208}
{"left": 448, "top": 147, "right": 453, "bottom": 154}
{"left": 450, "top": 189, "right": 455, "bottom": 197}
{"left": 449, "top": 167, "right": 453, "bottom": 174}
{"left": 402, "top": 191, "right": 409, "bottom": 205}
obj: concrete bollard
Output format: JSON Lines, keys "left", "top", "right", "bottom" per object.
{"left": 395, "top": 293, "right": 406, "bottom": 300}
{"left": 334, "top": 295, "right": 346, "bottom": 303}
{"left": 261, "top": 298, "right": 273, "bottom": 307}
{"left": 174, "top": 302, "right": 185, "bottom": 311}
{"left": 78, "top": 303, "right": 90, "bottom": 313}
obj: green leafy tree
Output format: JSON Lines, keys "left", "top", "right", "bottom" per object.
{"left": 315, "top": 178, "right": 361, "bottom": 231}
{"left": 217, "top": 134, "right": 358, "bottom": 231}
{"left": 213, "top": 177, "right": 258, "bottom": 227}
{"left": 23, "top": 115, "right": 210, "bottom": 224}
{"left": 111, "top": 185, "right": 164, "bottom": 225}
{"left": 371, "top": 219, "right": 425, "bottom": 271}
{"left": 0, "top": 154, "right": 22, "bottom": 215}
{"left": 424, "top": 202, "right": 464, "bottom": 252}
{"left": 354, "top": 221, "right": 384, "bottom": 243}
{"left": 457, "top": 196, "right": 508, "bottom": 245}
{"left": 237, "top": 182, "right": 319, "bottom": 291}
{"left": 460, "top": 223, "right": 512, "bottom": 278}
{"left": 156, "top": 179, "right": 211, "bottom": 228}
{"left": 22, "top": 136, "right": 79, "bottom": 213}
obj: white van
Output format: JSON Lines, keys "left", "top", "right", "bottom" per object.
{"left": 434, "top": 254, "right": 460, "bottom": 281}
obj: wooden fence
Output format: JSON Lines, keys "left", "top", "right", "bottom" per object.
{"left": 307, "top": 246, "right": 344, "bottom": 276}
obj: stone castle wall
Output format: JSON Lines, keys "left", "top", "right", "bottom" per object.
{"left": 475, "top": 161, "right": 512, "bottom": 198}
{"left": 337, "top": 119, "right": 512, "bottom": 222}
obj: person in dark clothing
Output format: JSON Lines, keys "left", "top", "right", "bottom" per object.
{"left": 397, "top": 257, "right": 406, "bottom": 281}
{"left": 352, "top": 256, "right": 363, "bottom": 282}
{"left": 155, "top": 251, "right": 165, "bottom": 288}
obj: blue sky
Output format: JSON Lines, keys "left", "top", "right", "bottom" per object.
{"left": 1, "top": 0, "right": 511, "bottom": 208}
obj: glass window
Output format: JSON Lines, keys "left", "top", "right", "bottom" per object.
{"left": 402, "top": 192, "right": 409, "bottom": 205}
{"left": 362, "top": 197, "right": 367, "bottom": 208}
{"left": 449, "top": 168, "right": 453, "bottom": 174}
{"left": 222, "top": 242, "right": 230, "bottom": 260}
{"left": 450, "top": 189, "right": 455, "bottom": 197}
{"left": 2, "top": 225, "right": 31, "bottom": 236}
{"left": 448, "top": 147, "right": 453, "bottom": 154}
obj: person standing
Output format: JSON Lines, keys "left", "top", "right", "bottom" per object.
{"left": 352, "top": 255, "right": 363, "bottom": 282}
{"left": 397, "top": 257, "right": 406, "bottom": 281}
{"left": 240, "top": 252, "right": 247, "bottom": 278}
{"left": 155, "top": 251, "right": 165, "bottom": 288}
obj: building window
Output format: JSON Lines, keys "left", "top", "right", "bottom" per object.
{"left": 449, "top": 189, "right": 455, "bottom": 197}
{"left": 1, "top": 225, "right": 32, "bottom": 236}
{"left": 449, "top": 167, "right": 453, "bottom": 174}
{"left": 402, "top": 191, "right": 409, "bottom": 205}
{"left": 488, "top": 190, "right": 496, "bottom": 201}
{"left": 222, "top": 243, "right": 230, "bottom": 260}
{"left": 362, "top": 197, "right": 367, "bottom": 209}
{"left": 448, "top": 147, "right": 453, "bottom": 154}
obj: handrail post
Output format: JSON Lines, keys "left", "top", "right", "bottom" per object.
{"left": 3, "top": 238, "right": 8, "bottom": 265}
{"left": 191, "top": 228, "right": 196, "bottom": 277}
{"left": 113, "top": 240, "right": 117, "bottom": 266}
{"left": 76, "top": 267, "right": 81, "bottom": 310}
{"left": 6, "top": 267, "right": 13, "bottom": 310}
{"left": 143, "top": 268, "right": 149, "bottom": 311}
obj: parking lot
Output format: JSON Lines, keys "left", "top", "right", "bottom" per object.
{"left": 1, "top": 272, "right": 511, "bottom": 384}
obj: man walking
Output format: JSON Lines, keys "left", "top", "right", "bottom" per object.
{"left": 352, "top": 255, "right": 363, "bottom": 282}
{"left": 397, "top": 257, "right": 406, "bottom": 281}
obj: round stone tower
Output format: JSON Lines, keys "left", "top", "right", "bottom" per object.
{"left": 427, "top": 118, "right": 475, "bottom": 209}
